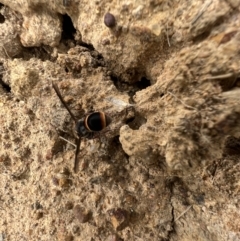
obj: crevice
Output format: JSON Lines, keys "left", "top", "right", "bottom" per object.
{"left": 90, "top": 50, "right": 105, "bottom": 68}
{"left": 191, "top": 30, "right": 211, "bottom": 44}
{"left": 205, "top": 72, "right": 239, "bottom": 92}
{"left": 110, "top": 74, "right": 120, "bottom": 89}
{"left": 60, "top": 14, "right": 98, "bottom": 53}
{"left": 61, "top": 14, "right": 76, "bottom": 41}
{"left": 125, "top": 116, "right": 135, "bottom": 125}
{"left": 219, "top": 74, "right": 238, "bottom": 92}
{"left": 79, "top": 41, "right": 95, "bottom": 51}
{"left": 137, "top": 77, "right": 151, "bottom": 90}
{"left": 0, "top": 79, "right": 11, "bottom": 92}
{"left": 165, "top": 177, "right": 178, "bottom": 240}
{"left": 19, "top": 45, "right": 53, "bottom": 61}
{"left": 127, "top": 112, "right": 146, "bottom": 130}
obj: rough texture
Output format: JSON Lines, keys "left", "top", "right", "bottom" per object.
{"left": 0, "top": 1, "right": 240, "bottom": 241}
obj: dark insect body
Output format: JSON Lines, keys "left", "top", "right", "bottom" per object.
{"left": 104, "top": 12, "right": 116, "bottom": 28}
{"left": 52, "top": 82, "right": 111, "bottom": 172}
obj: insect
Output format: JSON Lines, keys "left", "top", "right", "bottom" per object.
{"left": 52, "top": 82, "right": 111, "bottom": 172}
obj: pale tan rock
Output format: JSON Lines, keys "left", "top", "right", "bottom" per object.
{"left": 0, "top": 1, "right": 239, "bottom": 241}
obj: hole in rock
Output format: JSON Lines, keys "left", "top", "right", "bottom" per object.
{"left": 137, "top": 77, "right": 151, "bottom": 90}
{"left": 111, "top": 135, "right": 121, "bottom": 146}
{"left": 125, "top": 116, "right": 135, "bottom": 124}
{"left": 80, "top": 41, "right": 94, "bottom": 51}
{"left": 209, "top": 73, "right": 238, "bottom": 92}
{"left": 61, "top": 14, "right": 76, "bottom": 41}
{"left": 127, "top": 113, "right": 146, "bottom": 130}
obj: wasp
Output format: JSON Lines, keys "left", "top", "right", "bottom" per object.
{"left": 52, "top": 82, "right": 111, "bottom": 173}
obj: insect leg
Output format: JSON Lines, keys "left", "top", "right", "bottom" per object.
{"left": 74, "top": 137, "right": 81, "bottom": 173}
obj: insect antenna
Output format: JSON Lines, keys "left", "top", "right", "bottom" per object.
{"left": 53, "top": 82, "right": 83, "bottom": 172}
{"left": 52, "top": 81, "right": 77, "bottom": 122}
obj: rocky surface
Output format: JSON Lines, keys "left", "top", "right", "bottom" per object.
{"left": 0, "top": 0, "right": 240, "bottom": 240}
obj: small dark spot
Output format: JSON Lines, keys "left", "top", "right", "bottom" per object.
{"left": 61, "top": 167, "right": 70, "bottom": 176}
{"left": 125, "top": 116, "right": 135, "bottom": 124}
{"left": 194, "top": 193, "right": 205, "bottom": 204}
{"left": 65, "top": 201, "right": 74, "bottom": 210}
{"left": 111, "top": 135, "right": 121, "bottom": 145}
{"left": 73, "top": 205, "right": 91, "bottom": 223}
{"left": 52, "top": 177, "right": 59, "bottom": 186}
{"left": 32, "top": 201, "right": 43, "bottom": 210}
{"left": 127, "top": 113, "right": 146, "bottom": 130}
{"left": 217, "top": 73, "right": 237, "bottom": 91}
{"left": 72, "top": 225, "right": 80, "bottom": 235}
{"left": 45, "top": 149, "right": 53, "bottom": 160}
{"left": 137, "top": 77, "right": 151, "bottom": 90}
{"left": 108, "top": 208, "right": 130, "bottom": 231}
{"left": 35, "top": 211, "right": 44, "bottom": 220}
{"left": 0, "top": 79, "right": 11, "bottom": 92}
{"left": 149, "top": 182, "right": 155, "bottom": 188}
{"left": 192, "top": 29, "right": 211, "bottom": 43}
{"left": 65, "top": 235, "right": 74, "bottom": 241}
{"left": 0, "top": 154, "right": 11, "bottom": 166}
{"left": 104, "top": 13, "right": 116, "bottom": 28}
{"left": 102, "top": 38, "right": 110, "bottom": 45}
{"left": 59, "top": 177, "right": 72, "bottom": 188}
{"left": 220, "top": 31, "right": 237, "bottom": 45}
{"left": 80, "top": 41, "right": 94, "bottom": 50}
{"left": 55, "top": 190, "right": 61, "bottom": 196}
{"left": 109, "top": 74, "right": 119, "bottom": 88}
